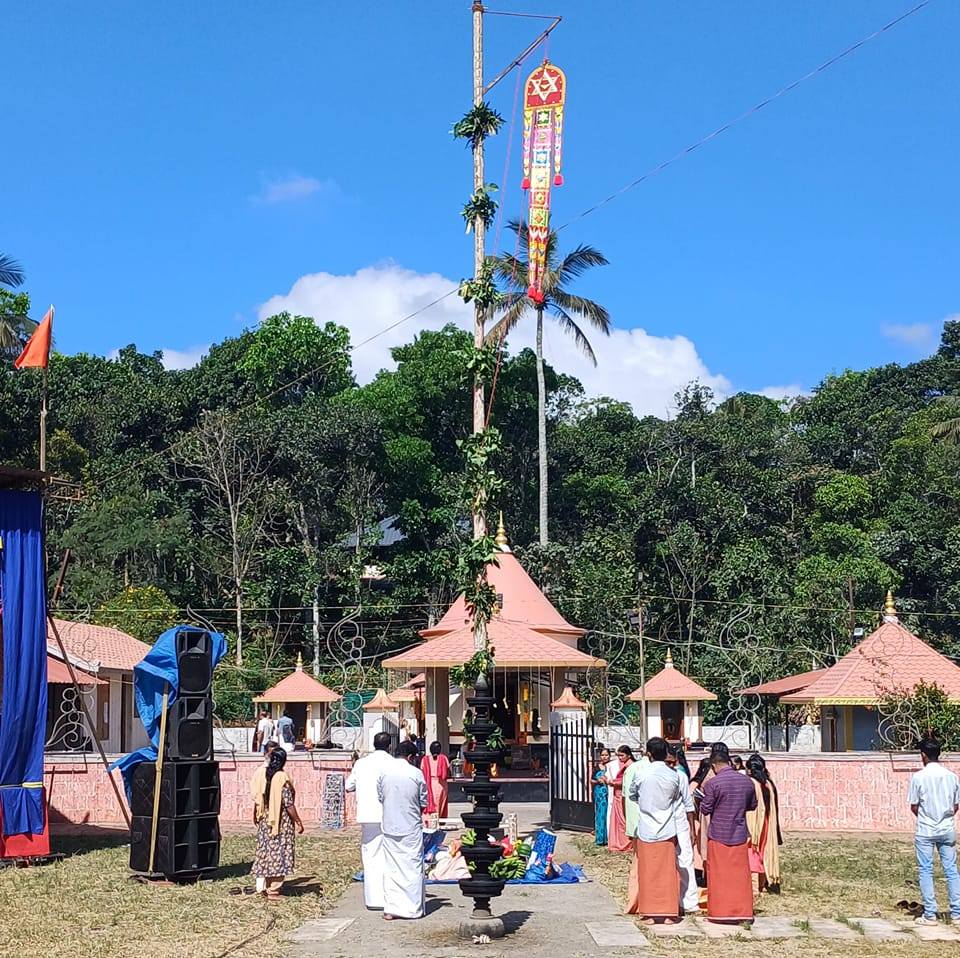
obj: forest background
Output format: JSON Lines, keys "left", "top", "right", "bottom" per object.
{"left": 3, "top": 285, "right": 960, "bottom": 725}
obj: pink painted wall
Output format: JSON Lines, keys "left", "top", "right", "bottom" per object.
{"left": 43, "top": 751, "right": 958, "bottom": 834}
{"left": 762, "top": 752, "right": 960, "bottom": 833}
{"left": 44, "top": 752, "right": 356, "bottom": 830}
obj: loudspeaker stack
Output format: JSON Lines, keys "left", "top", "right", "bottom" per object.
{"left": 129, "top": 628, "right": 221, "bottom": 878}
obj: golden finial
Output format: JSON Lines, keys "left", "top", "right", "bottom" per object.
{"left": 495, "top": 511, "right": 509, "bottom": 549}
{"left": 665, "top": 648, "right": 674, "bottom": 668}
{"left": 884, "top": 590, "right": 897, "bottom": 617}
{"left": 296, "top": 651, "right": 304, "bottom": 671}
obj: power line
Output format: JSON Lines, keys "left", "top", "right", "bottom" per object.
{"left": 556, "top": 0, "right": 935, "bottom": 233}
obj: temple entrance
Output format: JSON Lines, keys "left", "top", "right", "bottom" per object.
{"left": 661, "top": 701, "right": 683, "bottom": 741}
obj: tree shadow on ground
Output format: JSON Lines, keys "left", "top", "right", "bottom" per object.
{"left": 501, "top": 910, "right": 532, "bottom": 934}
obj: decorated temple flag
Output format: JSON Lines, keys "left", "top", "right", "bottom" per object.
{"left": 521, "top": 62, "right": 566, "bottom": 305}
{"left": 14, "top": 306, "right": 53, "bottom": 370}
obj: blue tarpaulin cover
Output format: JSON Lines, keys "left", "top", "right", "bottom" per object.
{"left": 0, "top": 491, "right": 48, "bottom": 836}
{"left": 111, "top": 626, "right": 226, "bottom": 794}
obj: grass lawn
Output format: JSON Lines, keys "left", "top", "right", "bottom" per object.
{"left": 574, "top": 833, "right": 959, "bottom": 957}
{"left": 0, "top": 831, "right": 358, "bottom": 958}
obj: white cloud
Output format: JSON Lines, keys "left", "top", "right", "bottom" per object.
{"left": 106, "top": 345, "right": 208, "bottom": 370}
{"left": 258, "top": 264, "right": 731, "bottom": 416}
{"left": 756, "top": 383, "right": 809, "bottom": 401}
{"left": 252, "top": 174, "right": 330, "bottom": 205}
{"left": 160, "top": 345, "right": 209, "bottom": 370}
{"left": 881, "top": 322, "right": 936, "bottom": 351}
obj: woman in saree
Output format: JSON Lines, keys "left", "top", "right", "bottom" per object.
{"left": 607, "top": 745, "right": 635, "bottom": 853}
{"left": 593, "top": 747, "right": 611, "bottom": 846}
{"left": 746, "top": 753, "right": 782, "bottom": 893}
{"left": 421, "top": 740, "right": 451, "bottom": 824}
{"left": 251, "top": 747, "right": 305, "bottom": 900}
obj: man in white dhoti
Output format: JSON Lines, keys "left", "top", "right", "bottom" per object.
{"left": 345, "top": 731, "right": 393, "bottom": 910}
{"left": 377, "top": 739, "right": 428, "bottom": 921}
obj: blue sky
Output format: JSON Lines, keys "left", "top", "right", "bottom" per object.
{"left": 4, "top": 1, "right": 958, "bottom": 412}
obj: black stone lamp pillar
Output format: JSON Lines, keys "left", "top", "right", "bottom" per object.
{"left": 459, "top": 670, "right": 506, "bottom": 925}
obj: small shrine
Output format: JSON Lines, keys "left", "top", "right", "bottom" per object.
{"left": 625, "top": 650, "right": 716, "bottom": 743}
{"left": 778, "top": 591, "right": 960, "bottom": 751}
{"left": 253, "top": 653, "right": 341, "bottom": 745}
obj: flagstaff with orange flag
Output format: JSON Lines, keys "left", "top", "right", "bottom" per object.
{"left": 14, "top": 306, "right": 53, "bottom": 471}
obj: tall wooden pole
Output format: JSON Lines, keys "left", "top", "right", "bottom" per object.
{"left": 39, "top": 366, "right": 48, "bottom": 473}
{"left": 471, "top": 1, "right": 487, "bottom": 652}
{"left": 637, "top": 602, "right": 647, "bottom": 744}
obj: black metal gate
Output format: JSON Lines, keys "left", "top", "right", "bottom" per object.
{"left": 549, "top": 715, "right": 595, "bottom": 831}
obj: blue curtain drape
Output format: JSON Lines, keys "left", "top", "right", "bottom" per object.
{"left": 0, "top": 490, "right": 48, "bottom": 836}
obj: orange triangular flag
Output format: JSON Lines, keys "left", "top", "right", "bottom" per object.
{"left": 14, "top": 306, "right": 53, "bottom": 369}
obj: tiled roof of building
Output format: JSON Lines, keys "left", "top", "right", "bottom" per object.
{"left": 737, "top": 668, "right": 831, "bottom": 698}
{"left": 363, "top": 688, "right": 398, "bottom": 711}
{"left": 253, "top": 656, "right": 341, "bottom": 704}
{"left": 422, "top": 536, "right": 583, "bottom": 639}
{"left": 781, "top": 612, "right": 960, "bottom": 705}
{"left": 383, "top": 619, "right": 606, "bottom": 671}
{"left": 46, "top": 655, "right": 105, "bottom": 685}
{"left": 626, "top": 652, "right": 717, "bottom": 702}
{"left": 48, "top": 618, "right": 150, "bottom": 672}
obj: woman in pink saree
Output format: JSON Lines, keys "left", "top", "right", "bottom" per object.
{"left": 421, "top": 741, "right": 451, "bottom": 823}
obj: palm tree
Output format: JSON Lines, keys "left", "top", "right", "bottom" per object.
{"left": 0, "top": 254, "right": 24, "bottom": 289}
{"left": 930, "top": 396, "right": 960, "bottom": 445}
{"left": 0, "top": 253, "right": 31, "bottom": 353}
{"left": 489, "top": 220, "right": 610, "bottom": 545}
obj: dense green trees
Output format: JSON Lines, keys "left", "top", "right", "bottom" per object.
{"left": 4, "top": 293, "right": 960, "bottom": 721}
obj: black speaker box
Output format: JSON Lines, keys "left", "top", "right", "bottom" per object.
{"left": 129, "top": 813, "right": 220, "bottom": 876}
{"left": 130, "top": 761, "right": 220, "bottom": 819}
{"left": 175, "top": 627, "right": 213, "bottom": 695}
{"left": 165, "top": 696, "right": 213, "bottom": 761}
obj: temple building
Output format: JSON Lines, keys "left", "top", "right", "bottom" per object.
{"left": 768, "top": 592, "right": 960, "bottom": 751}
{"left": 253, "top": 653, "right": 341, "bottom": 745}
{"left": 625, "top": 650, "right": 716, "bottom": 743}
{"left": 382, "top": 517, "right": 605, "bottom": 789}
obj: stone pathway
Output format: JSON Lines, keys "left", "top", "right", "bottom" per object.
{"left": 289, "top": 904, "right": 960, "bottom": 955}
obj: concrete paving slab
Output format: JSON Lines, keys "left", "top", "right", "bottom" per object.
{"left": 805, "top": 917, "right": 862, "bottom": 940}
{"left": 644, "top": 918, "right": 704, "bottom": 938}
{"left": 586, "top": 920, "right": 650, "bottom": 947}
{"left": 694, "top": 917, "right": 753, "bottom": 938}
{"left": 286, "top": 918, "right": 355, "bottom": 943}
{"left": 751, "top": 916, "right": 804, "bottom": 939}
{"left": 852, "top": 917, "right": 913, "bottom": 942}
{"left": 910, "top": 922, "right": 960, "bottom": 941}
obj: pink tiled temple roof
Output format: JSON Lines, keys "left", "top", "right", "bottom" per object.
{"left": 627, "top": 653, "right": 717, "bottom": 702}
{"left": 383, "top": 619, "right": 605, "bottom": 670}
{"left": 781, "top": 614, "right": 960, "bottom": 705}
{"left": 422, "top": 549, "right": 583, "bottom": 638}
{"left": 254, "top": 658, "right": 341, "bottom": 704}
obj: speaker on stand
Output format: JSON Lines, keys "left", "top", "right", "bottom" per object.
{"left": 129, "top": 627, "right": 221, "bottom": 880}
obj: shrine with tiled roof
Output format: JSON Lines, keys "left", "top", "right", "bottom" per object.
{"left": 383, "top": 516, "right": 605, "bottom": 764}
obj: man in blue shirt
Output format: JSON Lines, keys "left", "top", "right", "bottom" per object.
{"left": 276, "top": 711, "right": 296, "bottom": 752}
{"left": 909, "top": 737, "right": 960, "bottom": 925}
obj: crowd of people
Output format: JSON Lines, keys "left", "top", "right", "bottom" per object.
{"left": 593, "top": 739, "right": 782, "bottom": 924}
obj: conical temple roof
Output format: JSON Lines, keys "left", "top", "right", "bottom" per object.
{"left": 421, "top": 524, "right": 583, "bottom": 639}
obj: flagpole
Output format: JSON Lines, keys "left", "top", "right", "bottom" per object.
{"left": 39, "top": 305, "right": 52, "bottom": 473}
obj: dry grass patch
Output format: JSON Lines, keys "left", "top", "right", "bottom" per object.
{"left": 0, "top": 831, "right": 358, "bottom": 958}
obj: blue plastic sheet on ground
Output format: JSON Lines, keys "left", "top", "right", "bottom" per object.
{"left": 425, "top": 863, "right": 586, "bottom": 885}
{"left": 110, "top": 626, "right": 226, "bottom": 795}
